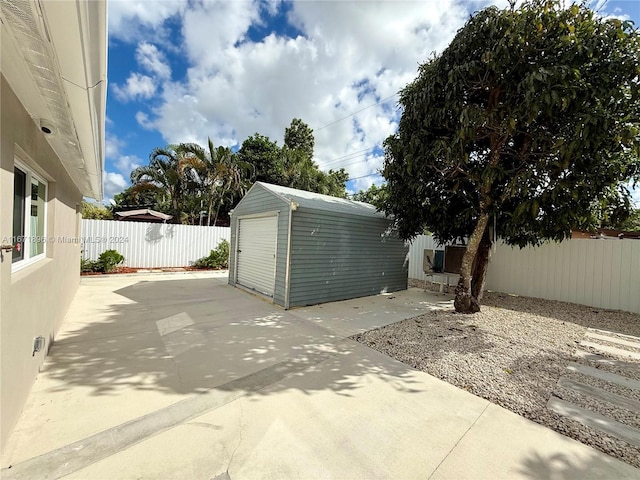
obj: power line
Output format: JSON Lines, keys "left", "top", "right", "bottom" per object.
{"left": 595, "top": 0, "right": 609, "bottom": 14}
{"left": 314, "top": 93, "right": 399, "bottom": 131}
{"left": 349, "top": 172, "right": 381, "bottom": 181}
{"left": 320, "top": 147, "right": 373, "bottom": 167}
{"left": 319, "top": 142, "right": 387, "bottom": 169}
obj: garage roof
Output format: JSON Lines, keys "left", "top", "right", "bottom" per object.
{"left": 254, "top": 182, "right": 386, "bottom": 218}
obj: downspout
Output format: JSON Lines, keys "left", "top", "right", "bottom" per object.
{"left": 284, "top": 201, "right": 298, "bottom": 309}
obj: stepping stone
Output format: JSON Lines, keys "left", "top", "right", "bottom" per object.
{"left": 547, "top": 396, "right": 640, "bottom": 447}
{"left": 585, "top": 331, "right": 640, "bottom": 350}
{"left": 566, "top": 362, "right": 640, "bottom": 391}
{"left": 574, "top": 350, "right": 639, "bottom": 369}
{"left": 558, "top": 377, "right": 640, "bottom": 412}
{"left": 580, "top": 341, "right": 640, "bottom": 361}
{"left": 588, "top": 328, "right": 640, "bottom": 342}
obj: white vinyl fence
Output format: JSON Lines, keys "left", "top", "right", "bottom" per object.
{"left": 408, "top": 235, "right": 640, "bottom": 314}
{"left": 82, "top": 219, "right": 230, "bottom": 268}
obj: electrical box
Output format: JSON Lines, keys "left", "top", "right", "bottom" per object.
{"left": 444, "top": 245, "right": 466, "bottom": 274}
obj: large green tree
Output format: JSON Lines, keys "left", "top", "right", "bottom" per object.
{"left": 237, "top": 133, "right": 282, "bottom": 184}
{"left": 284, "top": 118, "right": 315, "bottom": 161}
{"left": 382, "top": 0, "right": 640, "bottom": 313}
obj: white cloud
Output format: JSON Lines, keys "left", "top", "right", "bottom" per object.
{"left": 136, "top": 42, "right": 171, "bottom": 79}
{"left": 135, "top": 0, "right": 471, "bottom": 189}
{"left": 108, "top": 0, "right": 186, "bottom": 44}
{"left": 115, "top": 1, "right": 595, "bottom": 193}
{"left": 135, "top": 111, "right": 154, "bottom": 130}
{"left": 103, "top": 171, "right": 128, "bottom": 200}
{"left": 115, "top": 155, "right": 142, "bottom": 176}
{"left": 112, "top": 73, "right": 157, "bottom": 102}
{"left": 105, "top": 134, "right": 124, "bottom": 159}
{"left": 105, "top": 133, "right": 142, "bottom": 177}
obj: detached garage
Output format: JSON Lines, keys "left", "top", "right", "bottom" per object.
{"left": 228, "top": 182, "right": 409, "bottom": 308}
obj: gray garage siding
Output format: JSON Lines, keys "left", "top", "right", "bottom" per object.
{"left": 288, "top": 208, "right": 408, "bottom": 307}
{"left": 228, "top": 185, "right": 290, "bottom": 306}
{"left": 230, "top": 182, "right": 409, "bottom": 308}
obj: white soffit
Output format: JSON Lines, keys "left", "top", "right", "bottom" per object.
{"left": 0, "top": 0, "right": 106, "bottom": 200}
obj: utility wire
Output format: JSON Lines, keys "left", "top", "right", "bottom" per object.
{"left": 314, "top": 93, "right": 398, "bottom": 131}
{"left": 349, "top": 172, "right": 381, "bottom": 181}
{"left": 320, "top": 147, "right": 373, "bottom": 166}
{"left": 595, "top": 0, "right": 609, "bottom": 14}
{"left": 319, "top": 142, "right": 387, "bottom": 168}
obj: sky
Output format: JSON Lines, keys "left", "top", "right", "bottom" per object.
{"left": 104, "top": 0, "right": 640, "bottom": 204}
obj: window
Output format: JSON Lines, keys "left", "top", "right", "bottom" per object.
{"left": 12, "top": 164, "right": 47, "bottom": 269}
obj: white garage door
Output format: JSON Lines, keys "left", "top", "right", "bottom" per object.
{"left": 236, "top": 215, "right": 278, "bottom": 297}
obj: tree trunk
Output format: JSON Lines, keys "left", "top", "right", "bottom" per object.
{"left": 454, "top": 212, "right": 490, "bottom": 313}
{"left": 207, "top": 198, "right": 214, "bottom": 226}
{"left": 471, "top": 225, "right": 492, "bottom": 302}
{"left": 213, "top": 204, "right": 221, "bottom": 227}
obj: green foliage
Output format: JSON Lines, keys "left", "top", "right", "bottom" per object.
{"left": 351, "top": 184, "right": 389, "bottom": 208}
{"left": 193, "top": 240, "right": 230, "bottom": 269}
{"left": 98, "top": 250, "right": 125, "bottom": 273}
{"left": 81, "top": 201, "right": 113, "bottom": 220}
{"left": 121, "top": 119, "right": 349, "bottom": 225}
{"left": 130, "top": 146, "right": 189, "bottom": 222}
{"left": 80, "top": 249, "right": 125, "bottom": 273}
{"left": 111, "top": 184, "right": 169, "bottom": 214}
{"left": 382, "top": 0, "right": 640, "bottom": 311}
{"left": 281, "top": 148, "right": 349, "bottom": 198}
{"left": 284, "top": 118, "right": 315, "bottom": 162}
{"left": 238, "top": 133, "right": 283, "bottom": 184}
{"left": 176, "top": 140, "right": 253, "bottom": 226}
{"left": 605, "top": 207, "right": 640, "bottom": 231}
{"left": 80, "top": 257, "right": 100, "bottom": 273}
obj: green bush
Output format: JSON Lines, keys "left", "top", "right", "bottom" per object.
{"left": 81, "top": 257, "right": 100, "bottom": 273}
{"left": 193, "top": 240, "right": 229, "bottom": 269}
{"left": 98, "top": 249, "right": 125, "bottom": 273}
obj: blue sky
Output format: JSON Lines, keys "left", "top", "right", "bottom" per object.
{"left": 104, "top": 0, "right": 640, "bottom": 204}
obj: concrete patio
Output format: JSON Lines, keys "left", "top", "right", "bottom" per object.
{"left": 1, "top": 272, "right": 637, "bottom": 479}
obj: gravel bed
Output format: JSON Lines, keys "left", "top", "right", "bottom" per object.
{"left": 353, "top": 282, "right": 640, "bottom": 468}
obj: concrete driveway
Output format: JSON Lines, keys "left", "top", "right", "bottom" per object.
{"left": 1, "top": 272, "right": 637, "bottom": 479}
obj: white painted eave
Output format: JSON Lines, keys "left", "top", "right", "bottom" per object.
{"left": 1, "top": 0, "right": 107, "bottom": 200}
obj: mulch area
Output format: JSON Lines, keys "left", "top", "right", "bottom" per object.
{"left": 81, "top": 266, "right": 224, "bottom": 276}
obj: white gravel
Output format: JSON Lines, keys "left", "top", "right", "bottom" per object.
{"left": 352, "top": 280, "right": 640, "bottom": 468}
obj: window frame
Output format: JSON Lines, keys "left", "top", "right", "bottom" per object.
{"left": 12, "top": 159, "right": 48, "bottom": 272}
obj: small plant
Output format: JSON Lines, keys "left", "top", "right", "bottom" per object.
{"left": 98, "top": 249, "right": 125, "bottom": 273}
{"left": 81, "top": 257, "right": 100, "bottom": 273}
{"left": 193, "top": 240, "right": 229, "bottom": 269}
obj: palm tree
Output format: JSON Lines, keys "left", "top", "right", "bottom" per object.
{"left": 131, "top": 144, "right": 204, "bottom": 223}
{"left": 178, "top": 139, "right": 253, "bottom": 225}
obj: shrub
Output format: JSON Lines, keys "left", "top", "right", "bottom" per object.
{"left": 98, "top": 249, "right": 125, "bottom": 273}
{"left": 81, "top": 257, "right": 100, "bottom": 273}
{"left": 193, "top": 240, "right": 229, "bottom": 269}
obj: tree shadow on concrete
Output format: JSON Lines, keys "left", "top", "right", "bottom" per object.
{"left": 517, "top": 450, "right": 638, "bottom": 480}
{"left": 43, "top": 277, "right": 427, "bottom": 399}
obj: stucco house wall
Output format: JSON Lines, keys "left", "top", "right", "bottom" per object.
{"left": 0, "top": 76, "right": 85, "bottom": 449}
{"left": 0, "top": 0, "right": 107, "bottom": 451}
